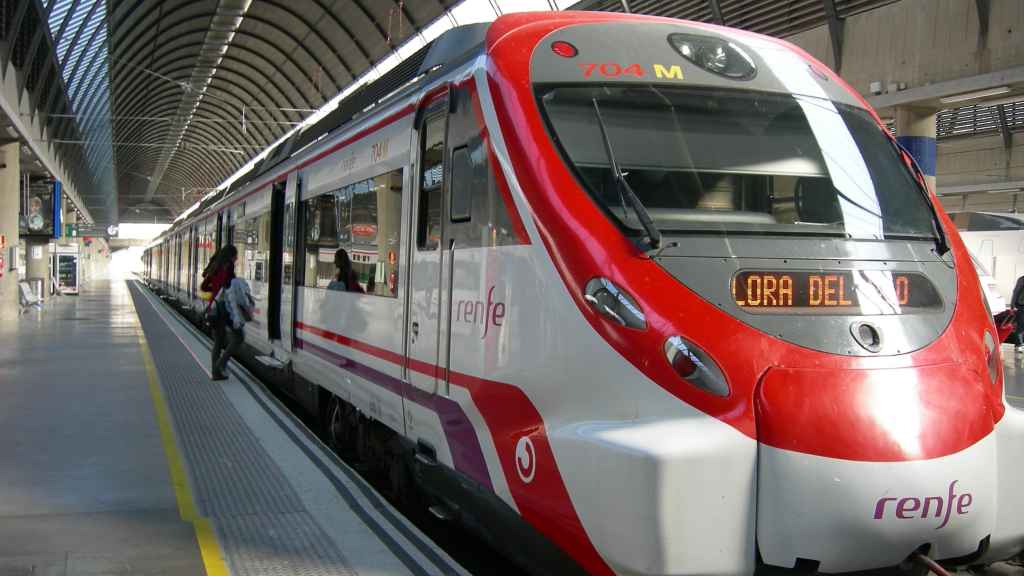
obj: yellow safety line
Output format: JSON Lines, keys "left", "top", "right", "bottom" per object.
{"left": 138, "top": 330, "right": 230, "bottom": 576}
{"left": 1007, "top": 394, "right": 1024, "bottom": 402}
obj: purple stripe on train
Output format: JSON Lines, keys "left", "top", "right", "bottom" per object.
{"left": 296, "top": 337, "right": 494, "bottom": 490}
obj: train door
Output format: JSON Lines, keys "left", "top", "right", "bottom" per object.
{"left": 216, "top": 212, "right": 224, "bottom": 250}
{"left": 191, "top": 224, "right": 200, "bottom": 299}
{"left": 405, "top": 95, "right": 449, "bottom": 394}
{"left": 277, "top": 173, "right": 300, "bottom": 353}
{"left": 174, "top": 234, "right": 182, "bottom": 293}
{"left": 267, "top": 179, "right": 286, "bottom": 343}
{"left": 226, "top": 209, "right": 237, "bottom": 249}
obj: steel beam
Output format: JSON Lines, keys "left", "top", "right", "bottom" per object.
{"left": 707, "top": 0, "right": 724, "bottom": 25}
{"left": 975, "top": 0, "right": 990, "bottom": 48}
{"left": 937, "top": 180, "right": 1024, "bottom": 196}
{"left": 0, "top": 59, "right": 93, "bottom": 223}
{"left": 867, "top": 66, "right": 1024, "bottom": 110}
{"left": 996, "top": 104, "right": 1013, "bottom": 149}
{"left": 822, "top": 0, "right": 844, "bottom": 72}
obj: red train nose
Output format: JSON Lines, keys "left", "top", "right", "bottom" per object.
{"left": 755, "top": 363, "right": 996, "bottom": 462}
{"left": 754, "top": 364, "right": 999, "bottom": 571}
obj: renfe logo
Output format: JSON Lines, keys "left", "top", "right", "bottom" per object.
{"left": 454, "top": 286, "right": 506, "bottom": 340}
{"left": 873, "top": 481, "right": 972, "bottom": 529}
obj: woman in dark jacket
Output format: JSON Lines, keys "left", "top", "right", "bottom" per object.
{"left": 204, "top": 245, "right": 239, "bottom": 380}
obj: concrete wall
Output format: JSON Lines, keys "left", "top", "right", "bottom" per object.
{"left": 937, "top": 134, "right": 1024, "bottom": 187}
{"left": 787, "top": 0, "right": 1024, "bottom": 96}
{"left": 785, "top": 0, "right": 1024, "bottom": 213}
{"left": 0, "top": 144, "right": 19, "bottom": 319}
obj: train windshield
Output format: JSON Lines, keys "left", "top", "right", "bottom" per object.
{"left": 539, "top": 85, "right": 936, "bottom": 241}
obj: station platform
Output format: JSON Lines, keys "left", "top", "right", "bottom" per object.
{"left": 0, "top": 278, "right": 467, "bottom": 576}
{"left": 4, "top": 278, "right": 1024, "bottom": 576}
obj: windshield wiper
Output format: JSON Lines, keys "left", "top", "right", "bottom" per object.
{"left": 591, "top": 98, "right": 662, "bottom": 251}
{"left": 892, "top": 139, "right": 950, "bottom": 256}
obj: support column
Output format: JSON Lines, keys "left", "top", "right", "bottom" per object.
{"left": 0, "top": 143, "right": 20, "bottom": 319}
{"left": 895, "top": 107, "right": 938, "bottom": 193}
{"left": 61, "top": 204, "right": 77, "bottom": 245}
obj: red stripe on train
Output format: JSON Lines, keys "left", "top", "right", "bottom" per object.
{"left": 294, "top": 320, "right": 613, "bottom": 575}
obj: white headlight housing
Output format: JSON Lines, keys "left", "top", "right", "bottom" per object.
{"left": 584, "top": 277, "right": 646, "bottom": 330}
{"left": 668, "top": 33, "right": 757, "bottom": 80}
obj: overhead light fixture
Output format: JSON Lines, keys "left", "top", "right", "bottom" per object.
{"left": 940, "top": 86, "right": 1011, "bottom": 105}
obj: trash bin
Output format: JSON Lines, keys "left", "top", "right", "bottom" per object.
{"left": 28, "top": 278, "right": 45, "bottom": 302}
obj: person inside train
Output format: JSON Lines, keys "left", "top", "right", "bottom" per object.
{"left": 210, "top": 245, "right": 255, "bottom": 381}
{"left": 327, "top": 248, "right": 364, "bottom": 293}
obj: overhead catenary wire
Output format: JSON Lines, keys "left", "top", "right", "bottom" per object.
{"left": 42, "top": 139, "right": 258, "bottom": 153}
{"left": 37, "top": 113, "right": 306, "bottom": 126}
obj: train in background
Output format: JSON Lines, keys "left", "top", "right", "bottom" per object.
{"left": 954, "top": 211, "right": 1024, "bottom": 311}
{"left": 144, "top": 11, "right": 1024, "bottom": 575}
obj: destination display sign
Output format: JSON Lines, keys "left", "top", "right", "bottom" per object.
{"left": 731, "top": 270, "right": 942, "bottom": 314}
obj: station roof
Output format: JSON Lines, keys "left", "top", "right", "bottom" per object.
{"left": 107, "top": 0, "right": 468, "bottom": 223}
{"left": 24, "top": 0, "right": 1019, "bottom": 226}
{"left": 571, "top": 0, "right": 900, "bottom": 38}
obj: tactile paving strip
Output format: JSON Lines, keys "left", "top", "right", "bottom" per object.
{"left": 217, "top": 512, "right": 354, "bottom": 576}
{"left": 128, "top": 283, "right": 355, "bottom": 576}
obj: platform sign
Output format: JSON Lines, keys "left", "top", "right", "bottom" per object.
{"left": 53, "top": 181, "right": 62, "bottom": 240}
{"left": 21, "top": 188, "right": 53, "bottom": 238}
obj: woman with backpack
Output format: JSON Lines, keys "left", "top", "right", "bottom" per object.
{"left": 202, "top": 245, "right": 254, "bottom": 380}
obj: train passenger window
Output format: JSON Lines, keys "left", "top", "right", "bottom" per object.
{"left": 234, "top": 215, "right": 250, "bottom": 282}
{"left": 450, "top": 146, "right": 472, "bottom": 223}
{"left": 302, "top": 194, "right": 340, "bottom": 288}
{"left": 419, "top": 113, "right": 445, "bottom": 250}
{"left": 242, "top": 211, "right": 271, "bottom": 283}
{"left": 283, "top": 204, "right": 295, "bottom": 287}
{"left": 301, "top": 170, "right": 404, "bottom": 297}
{"left": 444, "top": 85, "right": 523, "bottom": 248}
{"left": 336, "top": 186, "right": 352, "bottom": 245}
{"left": 351, "top": 179, "right": 376, "bottom": 246}
{"left": 361, "top": 170, "right": 402, "bottom": 297}
{"left": 333, "top": 169, "right": 401, "bottom": 295}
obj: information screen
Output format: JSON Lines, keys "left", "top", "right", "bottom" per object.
{"left": 57, "top": 255, "right": 77, "bottom": 292}
{"left": 731, "top": 270, "right": 942, "bottom": 314}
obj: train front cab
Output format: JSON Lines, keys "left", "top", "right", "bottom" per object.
{"left": 479, "top": 12, "right": 1024, "bottom": 575}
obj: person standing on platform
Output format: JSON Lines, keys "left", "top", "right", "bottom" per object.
{"left": 1012, "top": 273, "right": 1024, "bottom": 353}
{"left": 204, "top": 245, "right": 252, "bottom": 380}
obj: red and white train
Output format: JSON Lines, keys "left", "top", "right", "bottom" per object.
{"left": 143, "top": 11, "right": 1024, "bottom": 575}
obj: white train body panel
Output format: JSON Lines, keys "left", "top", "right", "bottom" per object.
{"left": 141, "top": 13, "right": 1024, "bottom": 576}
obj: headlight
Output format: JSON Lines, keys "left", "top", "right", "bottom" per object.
{"left": 664, "top": 336, "right": 730, "bottom": 397}
{"left": 583, "top": 277, "right": 646, "bottom": 329}
{"left": 668, "top": 33, "right": 756, "bottom": 80}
